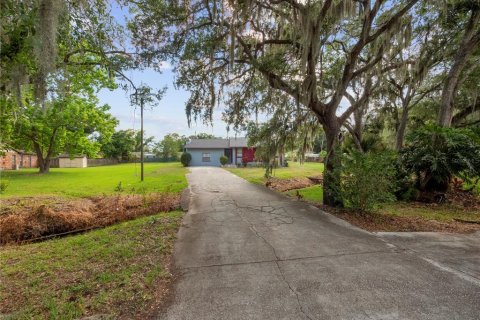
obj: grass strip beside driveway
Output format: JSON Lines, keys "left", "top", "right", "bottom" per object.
{"left": 0, "top": 211, "right": 183, "bottom": 319}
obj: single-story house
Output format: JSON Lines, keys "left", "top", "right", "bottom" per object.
{"left": 0, "top": 150, "right": 38, "bottom": 170}
{"left": 58, "top": 154, "right": 88, "bottom": 168}
{"left": 184, "top": 137, "right": 256, "bottom": 166}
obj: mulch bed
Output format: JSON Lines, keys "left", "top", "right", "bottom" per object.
{"left": 318, "top": 205, "right": 480, "bottom": 234}
{"left": 265, "top": 175, "right": 323, "bottom": 192}
{"left": 0, "top": 194, "right": 180, "bottom": 244}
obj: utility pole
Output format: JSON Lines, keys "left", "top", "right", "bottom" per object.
{"left": 140, "top": 97, "right": 144, "bottom": 182}
{"left": 131, "top": 84, "right": 163, "bottom": 183}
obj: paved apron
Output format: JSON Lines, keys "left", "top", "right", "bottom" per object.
{"left": 158, "top": 167, "right": 480, "bottom": 320}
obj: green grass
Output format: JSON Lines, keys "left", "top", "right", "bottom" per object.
{"left": 285, "top": 185, "right": 324, "bottom": 203}
{"left": 226, "top": 162, "right": 324, "bottom": 184}
{"left": 0, "top": 211, "right": 183, "bottom": 319}
{"left": 0, "top": 162, "right": 188, "bottom": 198}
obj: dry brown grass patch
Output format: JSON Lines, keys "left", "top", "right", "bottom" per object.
{"left": 0, "top": 193, "right": 180, "bottom": 244}
{"left": 266, "top": 176, "right": 322, "bottom": 192}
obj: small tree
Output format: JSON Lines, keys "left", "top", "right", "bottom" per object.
{"left": 180, "top": 152, "right": 192, "bottom": 167}
{"left": 220, "top": 155, "right": 228, "bottom": 166}
{"left": 100, "top": 129, "right": 136, "bottom": 160}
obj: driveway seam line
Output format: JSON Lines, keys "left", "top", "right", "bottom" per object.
{"left": 177, "top": 249, "right": 401, "bottom": 270}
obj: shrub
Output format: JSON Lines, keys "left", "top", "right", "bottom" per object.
{"left": 242, "top": 154, "right": 249, "bottom": 167}
{"left": 336, "top": 151, "right": 397, "bottom": 211}
{"left": 220, "top": 155, "right": 228, "bottom": 166}
{"left": 319, "top": 150, "right": 327, "bottom": 158}
{"left": 114, "top": 181, "right": 123, "bottom": 192}
{"left": 0, "top": 180, "right": 9, "bottom": 194}
{"left": 180, "top": 152, "right": 192, "bottom": 167}
{"left": 400, "top": 125, "right": 480, "bottom": 192}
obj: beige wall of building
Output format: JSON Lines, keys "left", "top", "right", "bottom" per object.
{"left": 58, "top": 156, "right": 87, "bottom": 168}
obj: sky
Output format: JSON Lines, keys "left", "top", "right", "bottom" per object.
{"left": 97, "top": 68, "right": 232, "bottom": 141}
{"left": 96, "top": 3, "right": 235, "bottom": 142}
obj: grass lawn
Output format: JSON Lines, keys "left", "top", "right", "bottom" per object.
{"left": 285, "top": 185, "right": 324, "bottom": 203}
{"left": 0, "top": 211, "right": 183, "bottom": 319}
{"left": 226, "top": 162, "right": 324, "bottom": 184}
{"left": 0, "top": 162, "right": 188, "bottom": 198}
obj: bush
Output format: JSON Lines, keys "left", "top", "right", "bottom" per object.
{"left": 220, "top": 155, "right": 228, "bottom": 166}
{"left": 114, "top": 181, "right": 123, "bottom": 192}
{"left": 0, "top": 180, "right": 9, "bottom": 194}
{"left": 180, "top": 152, "right": 192, "bottom": 167}
{"left": 242, "top": 154, "right": 249, "bottom": 167}
{"left": 319, "top": 150, "right": 327, "bottom": 158}
{"left": 336, "top": 151, "right": 397, "bottom": 211}
{"left": 401, "top": 125, "right": 480, "bottom": 192}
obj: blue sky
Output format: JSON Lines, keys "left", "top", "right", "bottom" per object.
{"left": 97, "top": 68, "right": 231, "bottom": 141}
{"left": 96, "top": 3, "right": 234, "bottom": 141}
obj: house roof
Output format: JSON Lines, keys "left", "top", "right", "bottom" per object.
{"left": 185, "top": 137, "right": 249, "bottom": 149}
{"left": 229, "top": 137, "right": 248, "bottom": 147}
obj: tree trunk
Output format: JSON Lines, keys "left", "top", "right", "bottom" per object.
{"left": 438, "top": 9, "right": 480, "bottom": 127}
{"left": 33, "top": 141, "right": 51, "bottom": 174}
{"left": 322, "top": 118, "right": 342, "bottom": 207}
{"left": 395, "top": 104, "right": 409, "bottom": 151}
{"left": 38, "top": 158, "right": 51, "bottom": 173}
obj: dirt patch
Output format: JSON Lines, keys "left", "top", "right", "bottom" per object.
{"left": 318, "top": 205, "right": 480, "bottom": 234}
{"left": 0, "top": 194, "right": 180, "bottom": 244}
{"left": 266, "top": 175, "right": 322, "bottom": 192}
{"left": 446, "top": 186, "right": 480, "bottom": 210}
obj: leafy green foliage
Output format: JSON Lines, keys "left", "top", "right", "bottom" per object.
{"left": 6, "top": 85, "right": 117, "bottom": 171}
{"left": 180, "top": 152, "right": 191, "bottom": 167}
{"left": 114, "top": 181, "right": 124, "bottom": 192}
{"left": 135, "top": 130, "right": 156, "bottom": 153}
{"left": 401, "top": 125, "right": 480, "bottom": 192}
{"left": 188, "top": 133, "right": 218, "bottom": 139}
{"left": 336, "top": 151, "right": 397, "bottom": 211}
{"left": 100, "top": 129, "right": 137, "bottom": 160}
{"left": 220, "top": 155, "right": 228, "bottom": 166}
{"left": 0, "top": 180, "right": 9, "bottom": 193}
{"left": 155, "top": 133, "right": 186, "bottom": 161}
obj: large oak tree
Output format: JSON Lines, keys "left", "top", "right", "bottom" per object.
{"left": 130, "top": 0, "right": 419, "bottom": 205}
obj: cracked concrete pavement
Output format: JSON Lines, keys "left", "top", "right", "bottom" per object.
{"left": 157, "top": 167, "right": 480, "bottom": 320}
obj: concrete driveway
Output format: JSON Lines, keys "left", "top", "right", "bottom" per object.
{"left": 158, "top": 167, "right": 480, "bottom": 320}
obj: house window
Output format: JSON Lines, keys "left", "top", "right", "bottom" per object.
{"left": 236, "top": 148, "right": 243, "bottom": 158}
{"left": 202, "top": 152, "right": 211, "bottom": 162}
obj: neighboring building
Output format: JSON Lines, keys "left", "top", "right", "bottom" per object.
{"left": 58, "top": 155, "right": 88, "bottom": 168}
{"left": 305, "top": 153, "right": 320, "bottom": 162}
{"left": 131, "top": 152, "right": 156, "bottom": 160}
{"left": 0, "top": 150, "right": 38, "bottom": 170}
{"left": 184, "top": 137, "right": 256, "bottom": 166}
